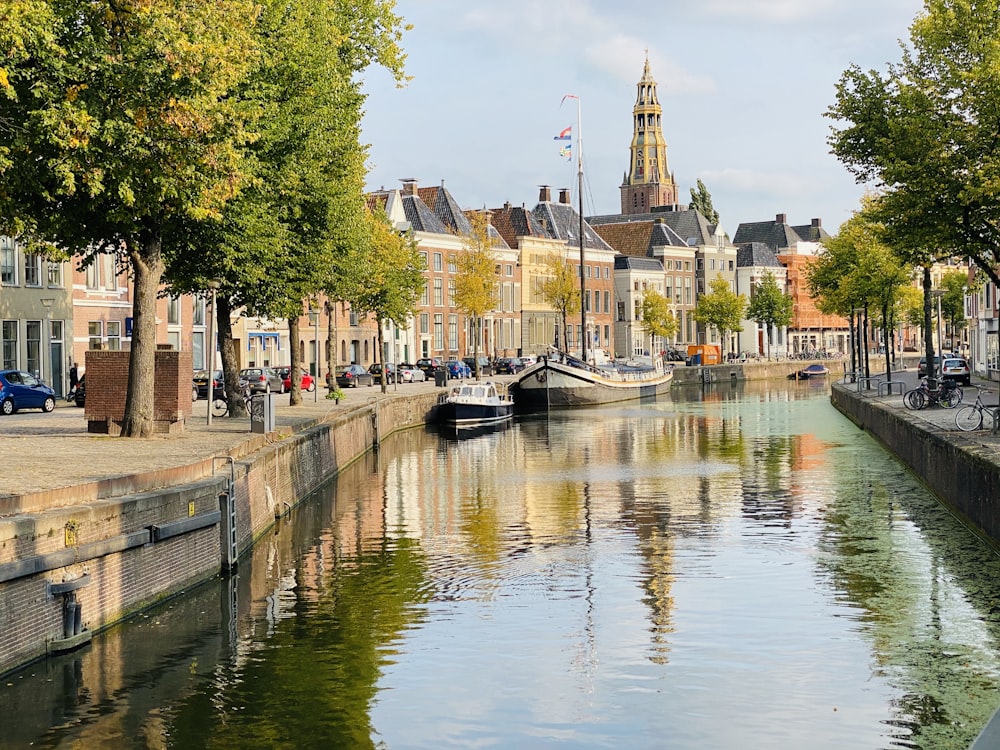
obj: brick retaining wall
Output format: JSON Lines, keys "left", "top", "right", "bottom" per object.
{"left": 831, "top": 383, "right": 1000, "bottom": 547}
{"left": 0, "top": 392, "right": 440, "bottom": 677}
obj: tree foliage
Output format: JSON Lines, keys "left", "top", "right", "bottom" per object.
{"left": 640, "top": 289, "right": 678, "bottom": 354}
{"left": 453, "top": 212, "right": 499, "bottom": 377}
{"left": 688, "top": 179, "right": 719, "bottom": 224}
{"left": 693, "top": 276, "right": 746, "bottom": 354}
{"left": 746, "top": 271, "right": 793, "bottom": 359}
{"left": 540, "top": 253, "right": 580, "bottom": 352}
{"left": 827, "top": 0, "right": 1000, "bottom": 289}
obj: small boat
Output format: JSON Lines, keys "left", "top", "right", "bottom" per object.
{"left": 789, "top": 363, "right": 830, "bottom": 380}
{"left": 436, "top": 380, "right": 514, "bottom": 428}
{"left": 511, "top": 349, "right": 673, "bottom": 412}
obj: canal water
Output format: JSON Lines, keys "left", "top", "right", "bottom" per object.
{"left": 3, "top": 381, "right": 1000, "bottom": 749}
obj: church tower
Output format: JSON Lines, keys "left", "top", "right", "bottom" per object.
{"left": 620, "top": 56, "right": 678, "bottom": 215}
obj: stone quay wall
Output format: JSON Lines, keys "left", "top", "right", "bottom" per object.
{"left": 831, "top": 383, "right": 1000, "bottom": 547}
{"left": 0, "top": 392, "right": 441, "bottom": 677}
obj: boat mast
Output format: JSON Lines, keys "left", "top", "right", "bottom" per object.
{"left": 575, "top": 96, "right": 587, "bottom": 364}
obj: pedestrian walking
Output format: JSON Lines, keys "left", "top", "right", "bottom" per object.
{"left": 68, "top": 362, "right": 79, "bottom": 400}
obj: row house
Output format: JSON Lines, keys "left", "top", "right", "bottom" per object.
{"left": 733, "top": 214, "right": 846, "bottom": 356}
{"left": 734, "top": 243, "right": 789, "bottom": 357}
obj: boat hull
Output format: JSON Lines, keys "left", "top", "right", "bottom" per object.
{"left": 510, "top": 359, "right": 673, "bottom": 412}
{"left": 436, "top": 400, "right": 514, "bottom": 427}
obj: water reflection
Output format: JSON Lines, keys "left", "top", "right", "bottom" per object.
{"left": 3, "top": 380, "right": 1000, "bottom": 749}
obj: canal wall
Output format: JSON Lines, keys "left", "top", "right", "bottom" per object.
{"left": 831, "top": 384, "right": 1000, "bottom": 548}
{"left": 670, "top": 359, "right": 852, "bottom": 387}
{"left": 0, "top": 392, "right": 441, "bottom": 677}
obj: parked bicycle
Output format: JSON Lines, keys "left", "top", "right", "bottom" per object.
{"left": 211, "top": 380, "right": 253, "bottom": 418}
{"left": 954, "top": 387, "right": 1000, "bottom": 431}
{"left": 903, "top": 377, "right": 963, "bottom": 410}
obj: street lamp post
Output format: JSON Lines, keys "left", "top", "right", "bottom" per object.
{"left": 206, "top": 280, "right": 220, "bottom": 426}
{"left": 309, "top": 305, "right": 319, "bottom": 403}
{"left": 40, "top": 298, "right": 54, "bottom": 390}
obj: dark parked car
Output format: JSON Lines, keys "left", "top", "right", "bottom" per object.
{"left": 463, "top": 356, "right": 493, "bottom": 376}
{"left": 74, "top": 375, "right": 86, "bottom": 407}
{"left": 193, "top": 369, "right": 225, "bottom": 400}
{"left": 239, "top": 367, "right": 285, "bottom": 394}
{"left": 0, "top": 369, "right": 56, "bottom": 415}
{"left": 494, "top": 357, "right": 525, "bottom": 374}
{"left": 368, "top": 362, "right": 397, "bottom": 385}
{"left": 334, "top": 364, "right": 374, "bottom": 388}
{"left": 416, "top": 357, "right": 443, "bottom": 377}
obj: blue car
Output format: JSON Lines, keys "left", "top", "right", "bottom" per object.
{"left": 446, "top": 360, "right": 471, "bottom": 379}
{"left": 0, "top": 369, "right": 56, "bottom": 415}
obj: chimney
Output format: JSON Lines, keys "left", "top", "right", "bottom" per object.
{"left": 504, "top": 201, "right": 511, "bottom": 210}
{"left": 559, "top": 188, "right": 571, "bottom": 205}
{"left": 401, "top": 178, "right": 418, "bottom": 196}
{"left": 539, "top": 185, "right": 551, "bottom": 203}
{"left": 775, "top": 213, "right": 787, "bottom": 224}
{"left": 811, "top": 218, "right": 822, "bottom": 228}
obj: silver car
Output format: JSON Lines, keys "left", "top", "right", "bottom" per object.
{"left": 239, "top": 367, "right": 285, "bottom": 394}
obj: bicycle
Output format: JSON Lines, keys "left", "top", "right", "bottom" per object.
{"left": 211, "top": 381, "right": 253, "bottom": 418}
{"left": 954, "top": 388, "right": 1000, "bottom": 431}
{"left": 903, "top": 378, "right": 963, "bottom": 410}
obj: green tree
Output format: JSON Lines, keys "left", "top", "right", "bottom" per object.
{"left": 540, "top": 253, "right": 580, "bottom": 354}
{"left": 349, "top": 212, "right": 425, "bottom": 394}
{"left": 0, "top": 0, "right": 259, "bottom": 436}
{"left": 693, "top": 276, "right": 746, "bottom": 357}
{"left": 940, "top": 270, "right": 972, "bottom": 351}
{"left": 827, "top": 0, "right": 1000, "bottom": 382}
{"left": 453, "top": 212, "right": 499, "bottom": 379}
{"left": 688, "top": 179, "right": 719, "bottom": 224}
{"left": 640, "top": 289, "right": 679, "bottom": 356}
{"left": 746, "top": 271, "right": 793, "bottom": 360}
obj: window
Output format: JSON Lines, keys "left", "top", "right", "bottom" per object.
{"left": 2, "top": 320, "right": 17, "bottom": 368}
{"left": 710, "top": 259, "right": 716, "bottom": 270}
{"left": 24, "top": 253, "right": 41, "bottom": 287}
{"left": 106, "top": 321, "right": 121, "bottom": 350}
{"left": 0, "top": 238, "right": 15, "bottom": 285}
{"left": 167, "top": 296, "right": 181, "bottom": 325}
{"left": 585, "top": 290, "right": 591, "bottom": 312}
{"left": 193, "top": 298, "right": 206, "bottom": 326}
{"left": 448, "top": 314, "right": 458, "bottom": 351}
{"left": 420, "top": 313, "right": 428, "bottom": 334}
{"left": 585, "top": 266, "right": 591, "bottom": 279}
{"left": 421, "top": 281, "right": 429, "bottom": 306}
{"left": 604, "top": 267, "right": 610, "bottom": 279}
{"left": 433, "top": 278, "right": 443, "bottom": 306}
{"left": 634, "top": 301, "right": 641, "bottom": 321}
{"left": 433, "top": 253, "right": 443, "bottom": 272}
{"left": 729, "top": 260, "right": 734, "bottom": 271}
{"left": 88, "top": 321, "right": 103, "bottom": 350}
{"left": 617, "top": 301, "right": 626, "bottom": 321}
{"left": 674, "top": 260, "right": 682, "bottom": 271}
{"left": 447, "top": 278, "right": 455, "bottom": 307}
{"left": 604, "top": 290, "right": 611, "bottom": 313}
{"left": 448, "top": 256, "right": 457, "bottom": 273}
{"left": 25, "top": 320, "right": 40, "bottom": 376}
{"left": 433, "top": 314, "right": 443, "bottom": 350}
{"left": 86, "top": 259, "right": 99, "bottom": 289}
{"left": 103, "top": 253, "right": 117, "bottom": 290}
{"left": 192, "top": 331, "right": 205, "bottom": 369}
{"left": 634, "top": 281, "right": 639, "bottom": 291}
{"left": 506, "top": 264, "right": 514, "bottom": 276}
{"left": 47, "top": 262, "right": 62, "bottom": 287}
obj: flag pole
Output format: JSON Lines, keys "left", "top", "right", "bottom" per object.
{"left": 575, "top": 96, "right": 587, "bottom": 364}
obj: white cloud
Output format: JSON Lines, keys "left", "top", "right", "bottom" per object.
{"left": 585, "top": 36, "right": 716, "bottom": 95}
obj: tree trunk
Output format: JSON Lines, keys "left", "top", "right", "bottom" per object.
{"left": 121, "top": 236, "right": 164, "bottom": 438}
{"left": 923, "top": 266, "right": 936, "bottom": 389}
{"left": 377, "top": 320, "right": 387, "bottom": 393}
{"left": 288, "top": 314, "right": 302, "bottom": 406}
{"left": 882, "top": 301, "right": 892, "bottom": 382}
{"left": 473, "top": 315, "right": 481, "bottom": 380}
{"left": 217, "top": 295, "right": 247, "bottom": 418}
{"left": 325, "top": 299, "right": 336, "bottom": 391}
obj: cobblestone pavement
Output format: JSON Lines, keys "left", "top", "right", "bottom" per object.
{"left": 0, "top": 380, "right": 445, "bottom": 501}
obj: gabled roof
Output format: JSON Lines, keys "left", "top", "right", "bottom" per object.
{"left": 532, "top": 200, "right": 615, "bottom": 252}
{"left": 589, "top": 206, "right": 727, "bottom": 247}
{"left": 401, "top": 194, "right": 449, "bottom": 234}
{"left": 614, "top": 255, "right": 664, "bottom": 272}
{"left": 736, "top": 242, "right": 783, "bottom": 268}
{"left": 418, "top": 184, "right": 474, "bottom": 235}
{"left": 733, "top": 215, "right": 830, "bottom": 249}
{"left": 489, "top": 203, "right": 549, "bottom": 248}
{"left": 791, "top": 221, "right": 831, "bottom": 243}
{"left": 592, "top": 222, "right": 654, "bottom": 258}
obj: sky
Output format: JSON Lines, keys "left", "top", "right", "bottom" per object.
{"left": 359, "top": 0, "right": 925, "bottom": 238}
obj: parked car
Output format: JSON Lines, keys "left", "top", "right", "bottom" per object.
{"left": 239, "top": 367, "right": 285, "bottom": 394}
{"left": 463, "top": 356, "right": 493, "bottom": 376}
{"left": 519, "top": 355, "right": 538, "bottom": 367}
{"left": 494, "top": 357, "right": 526, "bottom": 374}
{"left": 276, "top": 366, "right": 314, "bottom": 392}
{"left": 416, "top": 357, "right": 443, "bottom": 377}
{"left": 368, "top": 362, "right": 397, "bottom": 385}
{"left": 0, "top": 369, "right": 56, "bottom": 415}
{"left": 193, "top": 369, "right": 225, "bottom": 400}
{"left": 446, "top": 359, "right": 471, "bottom": 379}
{"left": 334, "top": 364, "right": 374, "bottom": 388}
{"left": 398, "top": 363, "right": 427, "bottom": 382}
{"left": 941, "top": 357, "right": 971, "bottom": 385}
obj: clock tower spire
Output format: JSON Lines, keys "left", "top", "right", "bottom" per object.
{"left": 620, "top": 55, "right": 678, "bottom": 215}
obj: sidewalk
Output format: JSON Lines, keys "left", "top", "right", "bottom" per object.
{"left": 0, "top": 382, "right": 440, "bottom": 504}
